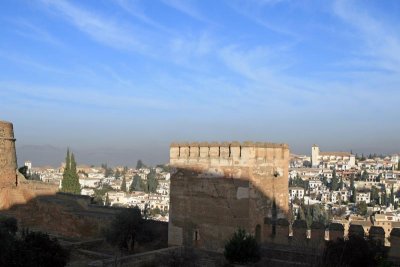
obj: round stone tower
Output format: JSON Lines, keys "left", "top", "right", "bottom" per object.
{"left": 0, "top": 120, "right": 17, "bottom": 187}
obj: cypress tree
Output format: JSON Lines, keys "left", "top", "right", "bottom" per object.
{"left": 61, "top": 149, "right": 81, "bottom": 194}
{"left": 390, "top": 186, "right": 395, "bottom": 206}
{"left": 121, "top": 176, "right": 127, "bottom": 192}
{"left": 61, "top": 149, "right": 71, "bottom": 192}
{"left": 105, "top": 193, "right": 110, "bottom": 206}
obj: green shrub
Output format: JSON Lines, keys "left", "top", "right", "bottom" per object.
{"left": 224, "top": 228, "right": 260, "bottom": 264}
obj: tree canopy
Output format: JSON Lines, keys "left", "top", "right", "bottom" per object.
{"left": 224, "top": 228, "right": 260, "bottom": 264}
{"left": 130, "top": 174, "right": 144, "bottom": 192}
{"left": 136, "top": 160, "right": 145, "bottom": 170}
{"left": 0, "top": 216, "right": 68, "bottom": 267}
{"left": 61, "top": 149, "right": 81, "bottom": 194}
{"left": 145, "top": 169, "right": 158, "bottom": 193}
{"left": 120, "top": 176, "right": 127, "bottom": 192}
{"left": 103, "top": 207, "right": 155, "bottom": 253}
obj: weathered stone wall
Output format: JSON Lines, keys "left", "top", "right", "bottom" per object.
{"left": 168, "top": 141, "right": 289, "bottom": 251}
{"left": 0, "top": 120, "right": 17, "bottom": 187}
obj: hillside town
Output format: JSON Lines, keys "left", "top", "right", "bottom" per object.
{"left": 290, "top": 145, "right": 400, "bottom": 244}
{"left": 22, "top": 159, "right": 171, "bottom": 222}
{"left": 22, "top": 144, "right": 400, "bottom": 244}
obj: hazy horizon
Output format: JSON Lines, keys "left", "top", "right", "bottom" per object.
{"left": 16, "top": 141, "right": 398, "bottom": 168}
{"left": 2, "top": 0, "right": 400, "bottom": 166}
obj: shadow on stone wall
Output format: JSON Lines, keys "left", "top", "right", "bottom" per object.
{"left": 168, "top": 167, "right": 290, "bottom": 251}
{"left": 167, "top": 167, "right": 400, "bottom": 265}
{"left": 0, "top": 186, "right": 168, "bottom": 251}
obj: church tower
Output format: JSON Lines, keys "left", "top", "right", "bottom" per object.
{"left": 311, "top": 144, "right": 319, "bottom": 168}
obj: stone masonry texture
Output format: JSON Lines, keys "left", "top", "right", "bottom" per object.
{"left": 168, "top": 141, "right": 289, "bottom": 251}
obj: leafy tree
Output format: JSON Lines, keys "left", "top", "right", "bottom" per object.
{"left": 381, "top": 193, "right": 387, "bottom": 207}
{"left": 104, "top": 207, "right": 147, "bottom": 253}
{"left": 390, "top": 186, "right": 395, "bottom": 206}
{"left": 93, "top": 184, "right": 113, "bottom": 203}
{"left": 331, "top": 169, "right": 339, "bottom": 191}
{"left": 105, "top": 167, "right": 114, "bottom": 178}
{"left": 338, "top": 177, "right": 343, "bottom": 190}
{"left": 0, "top": 217, "right": 68, "bottom": 267}
{"left": 306, "top": 205, "right": 313, "bottom": 228}
{"left": 18, "top": 166, "right": 30, "bottom": 179}
{"left": 350, "top": 175, "right": 356, "bottom": 203}
{"left": 322, "top": 175, "right": 328, "bottom": 187}
{"left": 322, "top": 235, "right": 387, "bottom": 267}
{"left": 122, "top": 166, "right": 128, "bottom": 176}
{"left": 224, "top": 228, "right": 260, "bottom": 264}
{"left": 61, "top": 149, "right": 81, "bottom": 194}
{"left": 105, "top": 193, "right": 111, "bottom": 206}
{"left": 115, "top": 169, "right": 121, "bottom": 179}
{"left": 297, "top": 205, "right": 306, "bottom": 220}
{"left": 136, "top": 160, "right": 145, "bottom": 170}
{"left": 101, "top": 163, "right": 107, "bottom": 170}
{"left": 357, "top": 201, "right": 368, "bottom": 216}
{"left": 290, "top": 174, "right": 309, "bottom": 189}
{"left": 311, "top": 204, "right": 329, "bottom": 225}
{"left": 149, "top": 207, "right": 161, "bottom": 216}
{"left": 146, "top": 169, "right": 158, "bottom": 193}
{"left": 361, "top": 170, "right": 369, "bottom": 181}
{"left": 130, "top": 174, "right": 143, "bottom": 192}
{"left": 120, "top": 176, "right": 127, "bottom": 192}
{"left": 370, "top": 187, "right": 380, "bottom": 204}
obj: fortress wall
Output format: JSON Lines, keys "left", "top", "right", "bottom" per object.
{"left": 0, "top": 121, "right": 17, "bottom": 187}
{"left": 169, "top": 142, "right": 289, "bottom": 251}
{"left": 170, "top": 142, "right": 289, "bottom": 167}
{"left": 261, "top": 222, "right": 399, "bottom": 263}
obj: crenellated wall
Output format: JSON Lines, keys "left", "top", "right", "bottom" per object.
{"left": 262, "top": 218, "right": 400, "bottom": 263}
{"left": 168, "top": 141, "right": 289, "bottom": 251}
{"left": 170, "top": 142, "right": 289, "bottom": 166}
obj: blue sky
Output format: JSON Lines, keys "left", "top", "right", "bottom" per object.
{"left": 1, "top": 0, "right": 400, "bottom": 165}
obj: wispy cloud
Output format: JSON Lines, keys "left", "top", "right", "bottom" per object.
{"left": 0, "top": 50, "right": 69, "bottom": 75}
{"left": 115, "top": 0, "right": 172, "bottom": 33}
{"left": 161, "top": 0, "right": 211, "bottom": 23}
{"left": 8, "top": 18, "right": 64, "bottom": 47}
{"left": 333, "top": 0, "right": 400, "bottom": 74}
{"left": 0, "top": 81, "right": 173, "bottom": 110}
{"left": 41, "top": 0, "right": 146, "bottom": 52}
{"left": 227, "top": 0, "right": 300, "bottom": 38}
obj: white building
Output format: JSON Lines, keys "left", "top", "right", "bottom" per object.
{"left": 24, "top": 161, "right": 32, "bottom": 174}
{"left": 79, "top": 177, "right": 101, "bottom": 188}
{"left": 289, "top": 187, "right": 305, "bottom": 201}
{"left": 311, "top": 145, "right": 355, "bottom": 169}
{"left": 356, "top": 191, "right": 371, "bottom": 204}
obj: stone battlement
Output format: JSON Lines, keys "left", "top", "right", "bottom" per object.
{"left": 170, "top": 141, "right": 289, "bottom": 166}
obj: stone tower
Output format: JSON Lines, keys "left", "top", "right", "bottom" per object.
{"left": 168, "top": 141, "right": 289, "bottom": 251}
{"left": 0, "top": 120, "right": 17, "bottom": 187}
{"left": 311, "top": 144, "right": 319, "bottom": 168}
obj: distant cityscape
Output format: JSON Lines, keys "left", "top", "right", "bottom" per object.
{"left": 23, "top": 144, "right": 400, "bottom": 245}
{"left": 22, "top": 159, "right": 171, "bottom": 222}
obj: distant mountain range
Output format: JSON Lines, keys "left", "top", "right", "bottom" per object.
{"left": 16, "top": 144, "right": 168, "bottom": 168}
